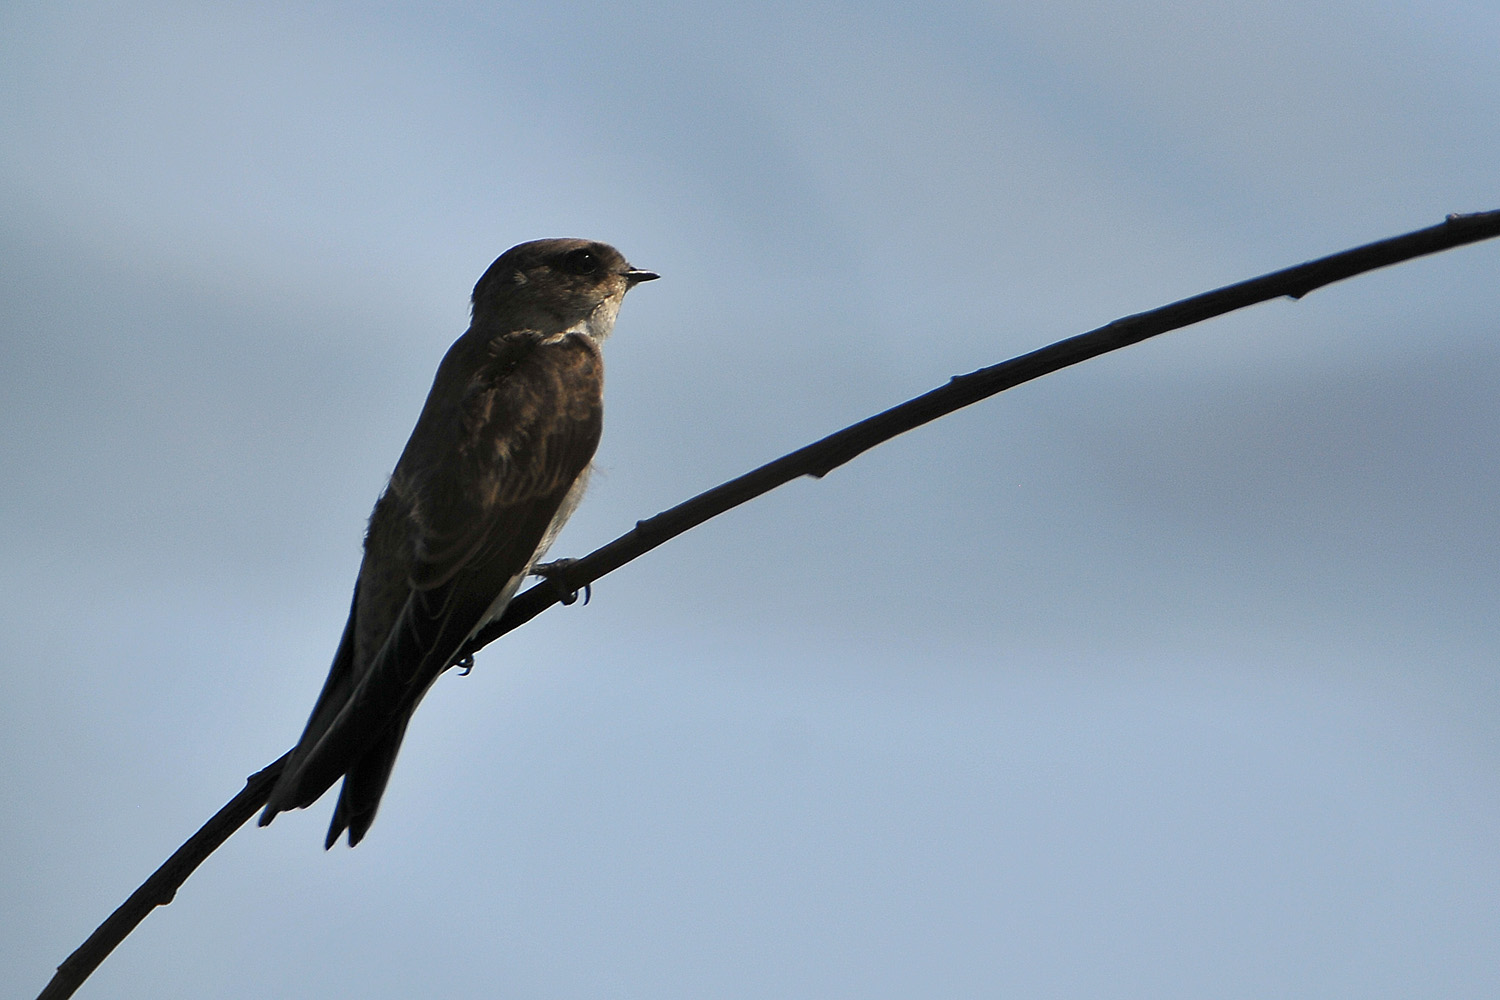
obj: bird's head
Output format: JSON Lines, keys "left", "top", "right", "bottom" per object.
{"left": 471, "top": 238, "right": 658, "bottom": 339}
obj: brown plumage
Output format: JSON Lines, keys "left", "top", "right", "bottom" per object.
{"left": 260, "top": 239, "right": 656, "bottom": 846}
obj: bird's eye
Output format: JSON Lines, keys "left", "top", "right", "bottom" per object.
{"left": 558, "top": 248, "right": 601, "bottom": 275}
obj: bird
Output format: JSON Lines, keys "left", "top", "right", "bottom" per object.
{"left": 259, "top": 239, "right": 657, "bottom": 847}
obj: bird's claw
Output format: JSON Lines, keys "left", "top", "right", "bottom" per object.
{"left": 531, "top": 558, "right": 591, "bottom": 606}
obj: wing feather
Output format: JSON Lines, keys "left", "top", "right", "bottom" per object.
{"left": 262, "top": 330, "right": 602, "bottom": 832}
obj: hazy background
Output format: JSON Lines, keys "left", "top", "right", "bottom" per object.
{"left": 4, "top": 2, "right": 1498, "bottom": 997}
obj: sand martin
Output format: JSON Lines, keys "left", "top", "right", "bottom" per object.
{"left": 260, "top": 239, "right": 657, "bottom": 846}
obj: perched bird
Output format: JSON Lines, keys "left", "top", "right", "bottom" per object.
{"left": 260, "top": 239, "right": 657, "bottom": 847}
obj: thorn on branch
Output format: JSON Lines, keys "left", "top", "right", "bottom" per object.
{"left": 634, "top": 515, "right": 670, "bottom": 539}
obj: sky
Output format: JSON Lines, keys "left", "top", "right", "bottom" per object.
{"left": 3, "top": 1, "right": 1498, "bottom": 997}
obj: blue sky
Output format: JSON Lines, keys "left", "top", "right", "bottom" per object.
{"left": 4, "top": 2, "right": 1499, "bottom": 997}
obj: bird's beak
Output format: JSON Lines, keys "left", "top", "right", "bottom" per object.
{"left": 624, "top": 268, "right": 660, "bottom": 285}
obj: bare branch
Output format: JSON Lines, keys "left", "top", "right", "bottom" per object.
{"left": 458, "top": 210, "right": 1500, "bottom": 656}
{"left": 37, "top": 210, "right": 1500, "bottom": 1000}
{"left": 37, "top": 755, "right": 290, "bottom": 1000}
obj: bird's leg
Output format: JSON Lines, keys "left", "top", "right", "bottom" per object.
{"left": 531, "top": 558, "right": 591, "bottom": 606}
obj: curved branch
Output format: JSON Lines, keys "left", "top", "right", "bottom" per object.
{"left": 37, "top": 755, "right": 290, "bottom": 1000}
{"left": 37, "top": 209, "right": 1500, "bottom": 1000}
{"left": 459, "top": 210, "right": 1500, "bottom": 655}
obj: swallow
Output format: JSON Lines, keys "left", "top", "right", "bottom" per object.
{"left": 260, "top": 239, "right": 657, "bottom": 846}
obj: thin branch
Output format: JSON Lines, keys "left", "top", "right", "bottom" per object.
{"left": 37, "top": 210, "right": 1500, "bottom": 1000}
{"left": 459, "top": 210, "right": 1500, "bottom": 655}
{"left": 37, "top": 755, "right": 290, "bottom": 1000}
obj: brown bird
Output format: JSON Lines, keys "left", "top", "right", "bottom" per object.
{"left": 259, "top": 239, "right": 657, "bottom": 847}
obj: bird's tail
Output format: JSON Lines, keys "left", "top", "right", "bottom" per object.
{"left": 324, "top": 715, "right": 411, "bottom": 848}
{"left": 260, "top": 582, "right": 452, "bottom": 844}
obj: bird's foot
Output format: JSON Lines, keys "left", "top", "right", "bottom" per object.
{"left": 531, "top": 558, "right": 591, "bottom": 606}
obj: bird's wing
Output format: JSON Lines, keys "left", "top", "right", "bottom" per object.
{"left": 282, "top": 580, "right": 362, "bottom": 768}
{"left": 318, "top": 479, "right": 577, "bottom": 847}
{"left": 262, "top": 332, "right": 602, "bottom": 837}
